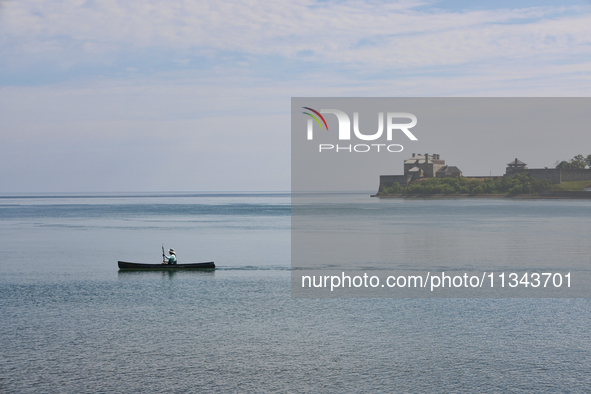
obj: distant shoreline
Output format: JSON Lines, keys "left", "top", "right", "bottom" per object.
{"left": 371, "top": 191, "right": 591, "bottom": 199}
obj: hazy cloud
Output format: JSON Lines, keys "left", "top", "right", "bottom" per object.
{"left": 1, "top": 1, "right": 590, "bottom": 77}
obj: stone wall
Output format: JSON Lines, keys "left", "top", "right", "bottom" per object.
{"left": 505, "top": 167, "right": 527, "bottom": 177}
{"left": 379, "top": 175, "right": 409, "bottom": 189}
{"left": 560, "top": 169, "right": 591, "bottom": 182}
{"left": 505, "top": 168, "right": 591, "bottom": 184}
{"left": 527, "top": 169, "right": 562, "bottom": 184}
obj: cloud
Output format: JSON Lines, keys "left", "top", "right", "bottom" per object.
{"left": 1, "top": 0, "right": 590, "bottom": 80}
{"left": 1, "top": 1, "right": 590, "bottom": 192}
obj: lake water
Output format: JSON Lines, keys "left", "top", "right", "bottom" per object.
{"left": 292, "top": 194, "right": 591, "bottom": 297}
{"left": 1, "top": 193, "right": 590, "bottom": 393}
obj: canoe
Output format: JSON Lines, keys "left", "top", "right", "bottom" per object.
{"left": 118, "top": 261, "right": 215, "bottom": 270}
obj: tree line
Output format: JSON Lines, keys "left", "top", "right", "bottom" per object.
{"left": 378, "top": 173, "right": 553, "bottom": 196}
{"left": 556, "top": 154, "right": 591, "bottom": 170}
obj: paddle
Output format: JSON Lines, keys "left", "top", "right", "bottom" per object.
{"left": 162, "top": 244, "right": 166, "bottom": 264}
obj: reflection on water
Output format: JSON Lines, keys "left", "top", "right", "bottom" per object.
{"left": 117, "top": 269, "right": 216, "bottom": 279}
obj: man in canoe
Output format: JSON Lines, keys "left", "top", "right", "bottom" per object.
{"left": 162, "top": 248, "right": 177, "bottom": 265}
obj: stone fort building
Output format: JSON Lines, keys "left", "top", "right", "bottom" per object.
{"left": 379, "top": 155, "right": 591, "bottom": 191}
{"left": 379, "top": 153, "right": 463, "bottom": 187}
{"left": 505, "top": 158, "right": 591, "bottom": 184}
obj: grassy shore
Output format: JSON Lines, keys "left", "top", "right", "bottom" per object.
{"left": 372, "top": 192, "right": 591, "bottom": 199}
{"left": 552, "top": 180, "right": 591, "bottom": 191}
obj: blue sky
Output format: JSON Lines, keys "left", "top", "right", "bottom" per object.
{"left": 1, "top": 0, "right": 590, "bottom": 192}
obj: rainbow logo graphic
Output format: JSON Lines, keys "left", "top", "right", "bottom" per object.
{"left": 302, "top": 107, "right": 329, "bottom": 131}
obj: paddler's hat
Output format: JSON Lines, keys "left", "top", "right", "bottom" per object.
{"left": 168, "top": 248, "right": 175, "bottom": 255}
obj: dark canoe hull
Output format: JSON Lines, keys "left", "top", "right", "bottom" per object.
{"left": 118, "top": 261, "right": 215, "bottom": 270}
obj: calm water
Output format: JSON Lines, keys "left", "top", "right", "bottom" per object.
{"left": 1, "top": 193, "right": 590, "bottom": 393}
{"left": 292, "top": 194, "right": 591, "bottom": 297}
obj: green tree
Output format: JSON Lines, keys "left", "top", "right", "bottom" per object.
{"left": 522, "top": 182, "right": 533, "bottom": 194}
{"left": 508, "top": 185, "right": 523, "bottom": 195}
{"left": 556, "top": 160, "right": 572, "bottom": 169}
{"left": 380, "top": 182, "right": 402, "bottom": 195}
{"left": 471, "top": 186, "right": 484, "bottom": 195}
{"left": 571, "top": 154, "right": 586, "bottom": 169}
{"left": 389, "top": 182, "right": 402, "bottom": 194}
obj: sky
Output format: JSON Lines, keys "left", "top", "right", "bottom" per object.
{"left": 1, "top": 0, "right": 590, "bottom": 193}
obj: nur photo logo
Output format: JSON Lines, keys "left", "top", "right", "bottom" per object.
{"left": 301, "top": 107, "right": 418, "bottom": 153}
